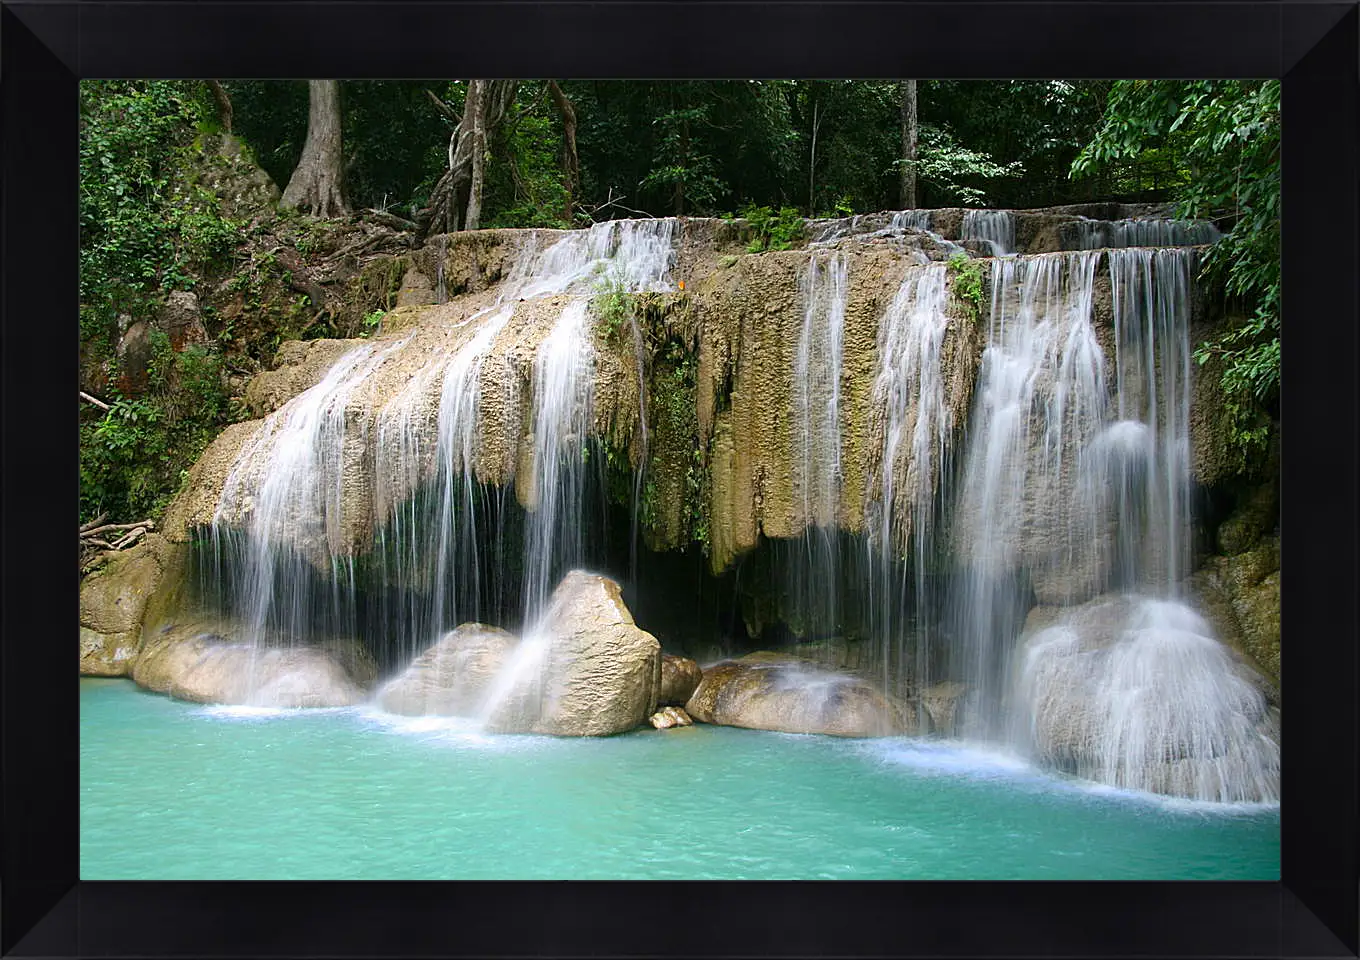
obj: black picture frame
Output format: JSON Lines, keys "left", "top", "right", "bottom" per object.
{"left": 4, "top": 1, "right": 1356, "bottom": 956}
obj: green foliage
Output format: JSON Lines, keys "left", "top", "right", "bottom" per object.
{"left": 80, "top": 338, "right": 229, "bottom": 524}
{"left": 896, "top": 125, "right": 1024, "bottom": 206}
{"left": 362, "top": 309, "right": 386, "bottom": 335}
{"left": 80, "top": 81, "right": 244, "bottom": 354}
{"left": 947, "top": 253, "right": 986, "bottom": 321}
{"left": 591, "top": 276, "right": 637, "bottom": 343}
{"left": 486, "top": 85, "right": 574, "bottom": 229}
{"left": 743, "top": 205, "right": 804, "bottom": 252}
{"left": 1073, "top": 80, "right": 1280, "bottom": 466}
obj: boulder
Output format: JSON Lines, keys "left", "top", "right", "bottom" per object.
{"left": 483, "top": 570, "right": 662, "bottom": 736}
{"left": 658, "top": 653, "right": 702, "bottom": 705}
{"left": 919, "top": 680, "right": 968, "bottom": 736}
{"left": 157, "top": 290, "right": 209, "bottom": 351}
{"left": 376, "top": 623, "right": 517, "bottom": 716}
{"left": 684, "top": 652, "right": 910, "bottom": 737}
{"left": 1014, "top": 593, "right": 1279, "bottom": 802}
{"left": 649, "top": 706, "right": 694, "bottom": 729}
{"left": 79, "top": 534, "right": 177, "bottom": 676}
{"left": 132, "top": 619, "right": 377, "bottom": 707}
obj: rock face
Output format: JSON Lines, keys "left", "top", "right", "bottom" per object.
{"left": 685, "top": 652, "right": 910, "bottom": 737}
{"left": 1185, "top": 535, "right": 1280, "bottom": 688}
{"left": 376, "top": 623, "right": 517, "bottom": 716}
{"left": 480, "top": 571, "right": 662, "bottom": 737}
{"left": 79, "top": 534, "right": 179, "bottom": 676}
{"left": 132, "top": 619, "right": 377, "bottom": 707}
{"left": 658, "top": 654, "right": 702, "bottom": 705}
{"left": 649, "top": 706, "right": 693, "bottom": 729}
{"left": 1015, "top": 593, "right": 1279, "bottom": 802}
{"left": 919, "top": 680, "right": 968, "bottom": 736}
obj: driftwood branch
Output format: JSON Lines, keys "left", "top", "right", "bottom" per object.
{"left": 80, "top": 519, "right": 156, "bottom": 539}
{"left": 362, "top": 208, "right": 418, "bottom": 232}
{"left": 80, "top": 391, "right": 111, "bottom": 411}
{"left": 79, "top": 512, "right": 109, "bottom": 534}
{"left": 112, "top": 527, "right": 148, "bottom": 550}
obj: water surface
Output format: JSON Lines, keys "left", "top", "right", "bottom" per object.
{"left": 81, "top": 679, "right": 1279, "bottom": 880}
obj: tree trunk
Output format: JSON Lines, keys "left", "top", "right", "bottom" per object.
{"left": 464, "top": 80, "right": 487, "bottom": 231}
{"left": 421, "top": 80, "right": 519, "bottom": 238}
{"left": 547, "top": 81, "right": 579, "bottom": 223}
{"left": 899, "top": 80, "right": 918, "bottom": 209}
{"left": 207, "top": 80, "right": 233, "bottom": 134}
{"left": 808, "top": 99, "right": 821, "bottom": 215}
{"left": 281, "top": 80, "right": 351, "bottom": 219}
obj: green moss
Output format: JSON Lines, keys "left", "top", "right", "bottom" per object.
{"left": 947, "top": 252, "right": 986, "bottom": 322}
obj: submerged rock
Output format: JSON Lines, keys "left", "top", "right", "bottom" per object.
{"left": 1015, "top": 593, "right": 1279, "bottom": 803}
{"left": 658, "top": 653, "right": 702, "bottom": 706}
{"left": 131, "top": 620, "right": 377, "bottom": 708}
{"left": 376, "top": 623, "right": 517, "bottom": 716}
{"left": 684, "top": 652, "right": 910, "bottom": 737}
{"left": 649, "top": 706, "right": 693, "bottom": 729}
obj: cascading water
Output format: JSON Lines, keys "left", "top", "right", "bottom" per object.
{"left": 1071, "top": 217, "right": 1220, "bottom": 250}
{"left": 998, "top": 246, "right": 1277, "bottom": 802}
{"left": 789, "top": 251, "right": 848, "bottom": 638}
{"left": 864, "top": 262, "right": 951, "bottom": 712}
{"left": 946, "top": 251, "right": 1105, "bottom": 736}
{"left": 961, "top": 210, "right": 1015, "bottom": 257}
{"left": 522, "top": 298, "right": 595, "bottom": 620}
{"left": 203, "top": 217, "right": 679, "bottom": 707}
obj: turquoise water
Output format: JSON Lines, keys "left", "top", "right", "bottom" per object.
{"left": 80, "top": 678, "right": 1279, "bottom": 880}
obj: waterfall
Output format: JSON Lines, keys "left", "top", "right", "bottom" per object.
{"left": 961, "top": 210, "right": 1015, "bottom": 257}
{"left": 1071, "top": 217, "right": 1220, "bottom": 250}
{"left": 789, "top": 251, "right": 848, "bottom": 638}
{"left": 523, "top": 299, "right": 595, "bottom": 620}
{"left": 947, "top": 251, "right": 1104, "bottom": 735}
{"left": 865, "top": 262, "right": 951, "bottom": 711}
{"left": 1016, "top": 596, "right": 1279, "bottom": 802}
{"left": 204, "top": 218, "right": 679, "bottom": 686}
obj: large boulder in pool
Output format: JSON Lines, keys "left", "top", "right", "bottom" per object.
{"left": 484, "top": 570, "right": 662, "bottom": 736}
{"left": 131, "top": 620, "right": 377, "bottom": 708}
{"left": 658, "top": 653, "right": 702, "bottom": 706}
{"left": 684, "top": 652, "right": 911, "bottom": 737}
{"left": 1015, "top": 593, "right": 1280, "bottom": 802}
{"left": 376, "top": 623, "right": 517, "bottom": 716}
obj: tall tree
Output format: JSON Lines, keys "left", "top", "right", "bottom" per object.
{"left": 899, "top": 80, "right": 918, "bottom": 208}
{"left": 423, "top": 80, "right": 519, "bottom": 235}
{"left": 281, "top": 80, "right": 350, "bottom": 218}
{"left": 547, "top": 81, "right": 580, "bottom": 222}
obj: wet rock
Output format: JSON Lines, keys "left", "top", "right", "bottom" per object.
{"left": 80, "top": 626, "right": 139, "bottom": 678}
{"left": 485, "top": 571, "right": 661, "bottom": 737}
{"left": 649, "top": 706, "right": 693, "bottom": 729}
{"left": 1216, "top": 481, "right": 1278, "bottom": 555}
{"left": 396, "top": 267, "right": 437, "bottom": 307}
{"left": 1015, "top": 593, "right": 1279, "bottom": 802}
{"left": 658, "top": 653, "right": 702, "bottom": 705}
{"left": 376, "top": 623, "right": 517, "bottom": 716}
{"left": 79, "top": 534, "right": 177, "bottom": 676}
{"left": 131, "top": 620, "right": 376, "bottom": 707}
{"left": 1184, "top": 536, "right": 1280, "bottom": 686}
{"left": 919, "top": 680, "right": 968, "bottom": 736}
{"left": 684, "top": 652, "right": 910, "bottom": 737}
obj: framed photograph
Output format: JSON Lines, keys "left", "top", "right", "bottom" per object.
{"left": 4, "top": 1, "right": 1356, "bottom": 956}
